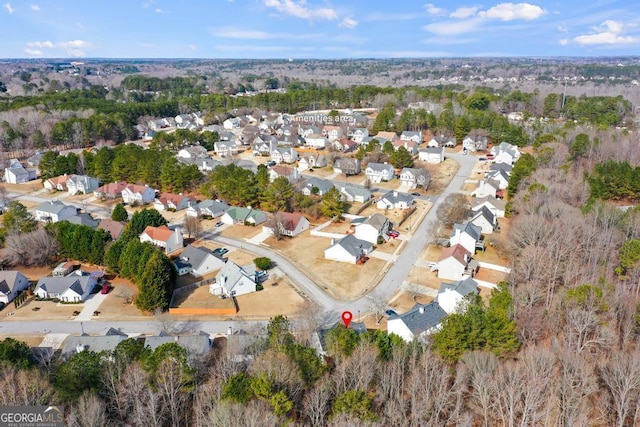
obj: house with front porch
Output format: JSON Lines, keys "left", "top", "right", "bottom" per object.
{"left": 463, "top": 135, "right": 488, "bottom": 152}
{"left": 214, "top": 140, "right": 239, "bottom": 158}
{"left": 153, "top": 193, "right": 193, "bottom": 211}
{"left": 400, "top": 168, "right": 429, "bottom": 189}
{"left": 221, "top": 207, "right": 267, "bottom": 226}
{"left": 67, "top": 175, "right": 100, "bottom": 195}
{"left": 268, "top": 165, "right": 299, "bottom": 183}
{"left": 44, "top": 175, "right": 71, "bottom": 192}
{"left": 365, "top": 163, "right": 395, "bottom": 183}
{"left": 401, "top": 131, "right": 423, "bottom": 144}
{"left": 262, "top": 212, "right": 310, "bottom": 238}
{"left": 339, "top": 185, "right": 371, "bottom": 203}
{"left": 122, "top": 184, "right": 156, "bottom": 205}
{"left": 186, "top": 199, "right": 229, "bottom": 218}
{"left": 270, "top": 147, "right": 298, "bottom": 164}
{"left": 34, "top": 276, "right": 96, "bottom": 303}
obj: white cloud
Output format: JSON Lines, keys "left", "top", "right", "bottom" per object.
{"left": 568, "top": 19, "right": 640, "bottom": 46}
{"left": 30, "top": 4, "right": 39, "bottom": 11}
{"left": 212, "top": 26, "right": 321, "bottom": 40}
{"left": 154, "top": 8, "right": 164, "bottom": 13}
{"left": 424, "top": 3, "right": 445, "bottom": 15}
{"left": 597, "top": 19, "right": 626, "bottom": 34}
{"left": 24, "top": 49, "right": 43, "bottom": 56}
{"left": 423, "top": 17, "right": 483, "bottom": 35}
{"left": 187, "top": 44, "right": 197, "bottom": 51}
{"left": 263, "top": 0, "right": 337, "bottom": 21}
{"left": 557, "top": 25, "right": 568, "bottom": 33}
{"left": 450, "top": 6, "right": 478, "bottom": 19}
{"left": 478, "top": 2, "right": 546, "bottom": 21}
{"left": 3, "top": 3, "right": 14, "bottom": 14}
{"left": 27, "top": 40, "right": 54, "bottom": 48}
{"left": 559, "top": 38, "right": 568, "bottom": 45}
{"left": 365, "top": 11, "right": 419, "bottom": 21}
{"left": 339, "top": 17, "right": 358, "bottom": 29}
{"left": 57, "top": 40, "right": 88, "bottom": 49}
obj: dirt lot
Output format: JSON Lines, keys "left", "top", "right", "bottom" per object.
{"left": 388, "top": 290, "right": 434, "bottom": 313}
{"left": 172, "top": 275, "right": 307, "bottom": 318}
{"left": 420, "top": 158, "right": 460, "bottom": 195}
{"left": 475, "top": 268, "right": 508, "bottom": 285}
{"left": 0, "top": 181, "right": 42, "bottom": 193}
{"left": 220, "top": 224, "right": 263, "bottom": 240}
{"left": 264, "top": 229, "right": 387, "bottom": 300}
{"left": 303, "top": 166, "right": 336, "bottom": 178}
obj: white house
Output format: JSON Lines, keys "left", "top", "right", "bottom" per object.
{"left": 324, "top": 234, "right": 373, "bottom": 264}
{"left": 176, "top": 245, "right": 225, "bottom": 277}
{"left": 418, "top": 147, "right": 445, "bottom": 164}
{"left": 427, "top": 136, "right": 456, "bottom": 148}
{"left": 469, "top": 206, "right": 497, "bottom": 234}
{"left": 463, "top": 136, "right": 488, "bottom": 152}
{"left": 210, "top": 261, "right": 257, "bottom": 297}
{"left": 34, "top": 276, "right": 96, "bottom": 303}
{"left": 262, "top": 212, "right": 310, "bottom": 238}
{"left": 392, "top": 139, "right": 419, "bottom": 155}
{"left": 474, "top": 179, "right": 500, "bottom": 198}
{"left": 437, "top": 277, "right": 478, "bottom": 315}
{"left": 221, "top": 207, "right": 267, "bottom": 226}
{"left": 450, "top": 222, "right": 483, "bottom": 254}
{"left": 333, "top": 158, "right": 361, "bottom": 176}
{"left": 339, "top": 185, "right": 371, "bottom": 203}
{"left": 177, "top": 146, "right": 208, "bottom": 159}
{"left": 304, "top": 134, "right": 328, "bottom": 149}
{"left": 400, "top": 131, "right": 423, "bottom": 144}
{"left": 270, "top": 147, "right": 298, "bottom": 164}
{"left": 485, "top": 169, "right": 510, "bottom": 190}
{"left": 214, "top": 140, "right": 239, "bottom": 158}
{"left": 0, "top": 271, "right": 30, "bottom": 305}
{"left": 365, "top": 163, "right": 395, "bottom": 183}
{"left": 34, "top": 201, "right": 77, "bottom": 223}
{"left": 400, "top": 168, "right": 429, "bottom": 189}
{"left": 122, "top": 184, "right": 156, "bottom": 205}
{"left": 472, "top": 196, "right": 506, "bottom": 218}
{"left": 387, "top": 302, "right": 447, "bottom": 343}
{"left": 350, "top": 128, "right": 369, "bottom": 143}
{"left": 491, "top": 142, "right": 521, "bottom": 165}
{"left": 43, "top": 175, "right": 71, "bottom": 192}
{"left": 322, "top": 125, "right": 344, "bottom": 141}
{"left": 302, "top": 177, "right": 334, "bottom": 196}
{"left": 223, "top": 117, "right": 242, "bottom": 130}
{"left": 352, "top": 213, "right": 390, "bottom": 245}
{"left": 3, "top": 162, "right": 37, "bottom": 184}
{"left": 153, "top": 193, "right": 192, "bottom": 211}
{"left": 66, "top": 175, "right": 100, "bottom": 195}
{"left": 437, "top": 244, "right": 472, "bottom": 281}
{"left": 186, "top": 200, "right": 229, "bottom": 218}
{"left": 268, "top": 165, "right": 299, "bottom": 183}
{"left": 139, "top": 225, "right": 184, "bottom": 254}
{"left": 376, "top": 191, "right": 414, "bottom": 210}
{"left": 299, "top": 125, "right": 320, "bottom": 138}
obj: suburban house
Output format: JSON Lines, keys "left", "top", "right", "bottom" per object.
{"left": 34, "top": 276, "right": 97, "bottom": 303}
{"left": 299, "top": 153, "right": 328, "bottom": 171}
{"left": 322, "top": 125, "right": 344, "bottom": 140}
{"left": 186, "top": 200, "right": 229, "bottom": 218}
{"left": 299, "top": 125, "right": 320, "bottom": 138}
{"left": 223, "top": 117, "right": 242, "bottom": 129}
{"left": 339, "top": 185, "right": 371, "bottom": 203}
{"left": 94, "top": 181, "right": 128, "bottom": 200}
{"left": 401, "top": 131, "right": 423, "bottom": 144}
{"left": 98, "top": 218, "right": 125, "bottom": 240}
{"left": 351, "top": 213, "right": 390, "bottom": 245}
{"left": 376, "top": 191, "right": 415, "bottom": 210}
{"left": 66, "top": 213, "right": 100, "bottom": 229}
{"left": 189, "top": 157, "right": 221, "bottom": 172}
{"left": 268, "top": 165, "right": 299, "bottom": 183}
{"left": 400, "top": 167, "right": 430, "bottom": 189}
{"left": 427, "top": 136, "right": 456, "bottom": 148}
{"left": 437, "top": 244, "right": 474, "bottom": 281}
{"left": 335, "top": 138, "right": 358, "bottom": 153}
{"left": 302, "top": 177, "right": 334, "bottom": 196}
{"left": 221, "top": 207, "right": 267, "bottom": 226}
{"left": 34, "top": 200, "right": 77, "bottom": 223}
{"left": 387, "top": 302, "right": 448, "bottom": 343}
{"left": 139, "top": 225, "right": 184, "bottom": 254}
{"left": 491, "top": 142, "right": 521, "bottom": 165}
{"left": 66, "top": 175, "right": 100, "bottom": 195}
{"left": 214, "top": 140, "right": 239, "bottom": 158}
{"left": 262, "top": 212, "right": 310, "bottom": 238}
{"left": 485, "top": 169, "right": 510, "bottom": 190}
{"left": 177, "top": 145, "right": 208, "bottom": 159}
{"left": 270, "top": 147, "right": 298, "bottom": 164}
{"left": 60, "top": 329, "right": 129, "bottom": 359}
{"left": 324, "top": 234, "right": 374, "bottom": 264}
{"left": 489, "top": 163, "right": 513, "bottom": 175}
{"left": 437, "top": 277, "right": 479, "bottom": 315}
{"left": 472, "top": 196, "right": 506, "bottom": 218}
{"left": 43, "top": 175, "right": 71, "bottom": 191}
{"left": 474, "top": 178, "right": 500, "bottom": 198}
{"left": 469, "top": 206, "right": 498, "bottom": 234}
{"left": 392, "top": 139, "right": 419, "bottom": 155}
{"left": 350, "top": 128, "right": 369, "bottom": 143}
{"left": 122, "top": 184, "right": 156, "bottom": 205}
{"left": 450, "top": 222, "right": 484, "bottom": 254}
{"left": 375, "top": 131, "right": 396, "bottom": 142}
{"left": 210, "top": 261, "right": 257, "bottom": 297}
{"left": 153, "top": 193, "right": 193, "bottom": 211}
{"left": 365, "top": 163, "right": 395, "bottom": 183}
{"left": 3, "top": 161, "right": 37, "bottom": 184}
{"left": 0, "top": 271, "right": 30, "bottom": 305}
{"left": 142, "top": 333, "right": 212, "bottom": 357}
{"left": 418, "top": 147, "right": 445, "bottom": 164}
{"left": 312, "top": 321, "right": 368, "bottom": 356}
{"left": 333, "top": 158, "right": 361, "bottom": 176}
{"left": 303, "top": 134, "right": 328, "bottom": 149}
{"left": 175, "top": 245, "right": 225, "bottom": 277}
{"left": 463, "top": 135, "right": 489, "bottom": 152}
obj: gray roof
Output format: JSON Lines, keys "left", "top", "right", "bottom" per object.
{"left": 419, "top": 147, "right": 444, "bottom": 154}
{"left": 489, "top": 163, "right": 513, "bottom": 174}
{"left": 362, "top": 213, "right": 388, "bottom": 230}
{"left": 216, "top": 261, "right": 256, "bottom": 292}
{"left": 65, "top": 213, "right": 99, "bottom": 229}
{"left": 61, "top": 334, "right": 128, "bottom": 358}
{"left": 380, "top": 190, "right": 414, "bottom": 205}
{"left": 366, "top": 162, "right": 394, "bottom": 173}
{"left": 196, "top": 199, "right": 229, "bottom": 213}
{"left": 67, "top": 175, "right": 97, "bottom": 186}
{"left": 451, "top": 222, "right": 483, "bottom": 241}
{"left": 472, "top": 195, "right": 506, "bottom": 211}
{"left": 305, "top": 177, "right": 334, "bottom": 194}
{"left": 340, "top": 184, "right": 371, "bottom": 199}
{"left": 401, "top": 131, "right": 421, "bottom": 138}
{"left": 143, "top": 333, "right": 211, "bottom": 356}
{"left": 486, "top": 169, "right": 510, "bottom": 182}
{"left": 332, "top": 234, "right": 373, "bottom": 258}
{"left": 35, "top": 200, "right": 75, "bottom": 215}
{"left": 401, "top": 167, "right": 428, "bottom": 178}
{"left": 0, "top": 271, "right": 26, "bottom": 295}
{"left": 471, "top": 206, "right": 496, "bottom": 225}
{"left": 438, "top": 277, "right": 478, "bottom": 297}
{"left": 389, "top": 302, "right": 447, "bottom": 336}
{"left": 180, "top": 245, "right": 223, "bottom": 272}
{"left": 35, "top": 276, "right": 94, "bottom": 296}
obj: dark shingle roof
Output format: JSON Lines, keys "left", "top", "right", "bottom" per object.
{"left": 389, "top": 302, "right": 447, "bottom": 336}
{"left": 438, "top": 277, "right": 478, "bottom": 297}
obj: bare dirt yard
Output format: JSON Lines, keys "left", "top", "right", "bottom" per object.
{"left": 419, "top": 158, "right": 460, "bottom": 195}
{"left": 388, "top": 290, "right": 434, "bottom": 313}
{"left": 220, "top": 224, "right": 264, "bottom": 240}
{"left": 475, "top": 268, "right": 508, "bottom": 285}
{"left": 0, "top": 181, "right": 42, "bottom": 194}
{"left": 264, "top": 229, "right": 387, "bottom": 300}
{"left": 92, "top": 277, "right": 148, "bottom": 321}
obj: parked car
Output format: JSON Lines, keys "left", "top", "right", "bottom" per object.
{"left": 213, "top": 248, "right": 229, "bottom": 256}
{"left": 215, "top": 221, "right": 224, "bottom": 227}
{"left": 385, "top": 309, "right": 397, "bottom": 317}
{"left": 100, "top": 285, "right": 112, "bottom": 294}
{"left": 388, "top": 230, "right": 400, "bottom": 238}
{"left": 410, "top": 192, "right": 420, "bottom": 197}
{"left": 356, "top": 256, "right": 370, "bottom": 265}
{"left": 266, "top": 160, "right": 276, "bottom": 167}
{"left": 479, "top": 157, "right": 487, "bottom": 161}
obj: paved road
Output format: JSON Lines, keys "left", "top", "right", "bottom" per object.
{"left": 6, "top": 191, "right": 113, "bottom": 218}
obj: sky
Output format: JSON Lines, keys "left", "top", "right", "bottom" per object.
{"left": 1, "top": 0, "right": 640, "bottom": 59}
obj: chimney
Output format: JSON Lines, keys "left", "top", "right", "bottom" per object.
{"left": 419, "top": 306, "right": 425, "bottom": 314}
{"left": 331, "top": 238, "right": 335, "bottom": 245}
{"left": 393, "top": 191, "right": 398, "bottom": 197}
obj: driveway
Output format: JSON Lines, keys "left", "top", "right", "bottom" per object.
{"left": 74, "top": 292, "right": 109, "bottom": 321}
{"left": 246, "top": 229, "right": 273, "bottom": 245}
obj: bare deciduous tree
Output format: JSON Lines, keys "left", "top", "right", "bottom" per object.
{"left": 436, "top": 193, "right": 471, "bottom": 228}
{"left": 183, "top": 215, "right": 202, "bottom": 239}
{"left": 599, "top": 351, "right": 640, "bottom": 427}
{"left": 67, "top": 391, "right": 109, "bottom": 427}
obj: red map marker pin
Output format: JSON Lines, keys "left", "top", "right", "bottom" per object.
{"left": 341, "top": 311, "right": 353, "bottom": 328}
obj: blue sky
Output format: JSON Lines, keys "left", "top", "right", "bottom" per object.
{"left": 1, "top": 0, "right": 640, "bottom": 58}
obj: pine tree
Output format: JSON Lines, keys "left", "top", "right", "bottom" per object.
{"left": 320, "top": 187, "right": 344, "bottom": 221}
{"left": 111, "top": 203, "right": 128, "bottom": 222}
{"left": 135, "top": 252, "right": 175, "bottom": 312}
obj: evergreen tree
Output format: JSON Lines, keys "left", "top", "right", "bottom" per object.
{"left": 2, "top": 201, "right": 37, "bottom": 233}
{"left": 111, "top": 203, "right": 128, "bottom": 222}
{"left": 320, "top": 187, "right": 344, "bottom": 220}
{"left": 261, "top": 176, "right": 295, "bottom": 212}
{"left": 135, "top": 252, "right": 175, "bottom": 312}
{"left": 389, "top": 146, "right": 414, "bottom": 169}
